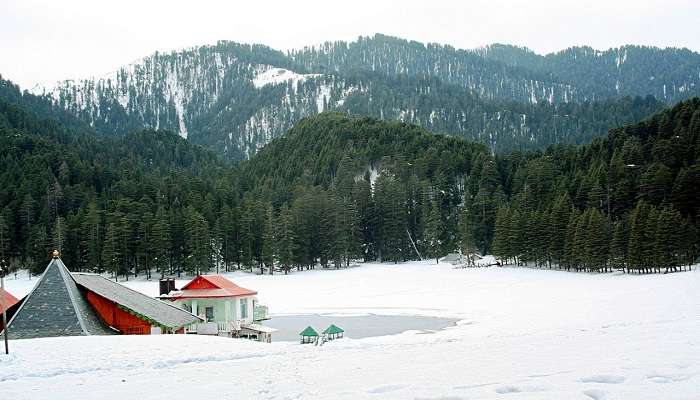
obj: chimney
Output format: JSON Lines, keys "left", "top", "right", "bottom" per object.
{"left": 159, "top": 278, "right": 176, "bottom": 296}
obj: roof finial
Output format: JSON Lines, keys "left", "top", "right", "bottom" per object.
{"left": 52, "top": 250, "right": 60, "bottom": 259}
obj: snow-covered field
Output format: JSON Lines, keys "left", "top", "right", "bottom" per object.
{"left": 2, "top": 261, "right": 699, "bottom": 399}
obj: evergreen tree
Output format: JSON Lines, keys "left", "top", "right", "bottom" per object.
{"left": 458, "top": 206, "right": 478, "bottom": 265}
{"left": 491, "top": 207, "right": 510, "bottom": 264}
{"left": 80, "top": 202, "right": 102, "bottom": 272}
{"left": 261, "top": 204, "right": 275, "bottom": 274}
{"left": 276, "top": 204, "right": 296, "bottom": 274}
{"left": 610, "top": 220, "right": 628, "bottom": 270}
{"left": 184, "top": 207, "right": 211, "bottom": 275}
{"left": 102, "top": 222, "right": 121, "bottom": 281}
{"left": 627, "top": 201, "right": 651, "bottom": 273}
{"left": 151, "top": 208, "right": 171, "bottom": 278}
{"left": 548, "top": 194, "right": 572, "bottom": 267}
{"left": 374, "top": 169, "right": 408, "bottom": 263}
{"left": 653, "top": 206, "right": 683, "bottom": 273}
{"left": 0, "top": 214, "right": 10, "bottom": 267}
{"left": 423, "top": 199, "right": 442, "bottom": 264}
{"left": 52, "top": 216, "right": 67, "bottom": 254}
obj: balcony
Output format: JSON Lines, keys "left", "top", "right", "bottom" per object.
{"left": 253, "top": 305, "right": 269, "bottom": 321}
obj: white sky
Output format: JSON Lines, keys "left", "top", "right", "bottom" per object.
{"left": 1, "top": 0, "right": 699, "bottom": 90}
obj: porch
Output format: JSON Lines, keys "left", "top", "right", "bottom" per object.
{"left": 185, "top": 320, "right": 277, "bottom": 342}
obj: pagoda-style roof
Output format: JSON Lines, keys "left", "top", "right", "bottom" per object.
{"left": 1, "top": 258, "right": 114, "bottom": 339}
{"left": 299, "top": 326, "right": 318, "bottom": 337}
{"left": 322, "top": 324, "right": 344, "bottom": 335}
{"left": 73, "top": 273, "right": 201, "bottom": 330}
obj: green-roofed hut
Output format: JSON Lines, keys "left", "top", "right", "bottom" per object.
{"left": 299, "top": 326, "right": 318, "bottom": 344}
{"left": 322, "top": 324, "right": 344, "bottom": 340}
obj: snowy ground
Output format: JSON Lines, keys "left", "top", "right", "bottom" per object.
{"left": 2, "top": 261, "right": 699, "bottom": 399}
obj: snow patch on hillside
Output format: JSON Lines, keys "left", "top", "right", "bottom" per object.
{"left": 315, "top": 83, "right": 332, "bottom": 112}
{"left": 252, "top": 66, "right": 321, "bottom": 89}
{"left": 39, "top": 49, "right": 243, "bottom": 139}
{"left": 355, "top": 162, "right": 381, "bottom": 189}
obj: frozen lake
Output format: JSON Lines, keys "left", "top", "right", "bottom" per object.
{"left": 265, "top": 313, "right": 459, "bottom": 341}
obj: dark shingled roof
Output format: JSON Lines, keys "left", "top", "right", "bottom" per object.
{"left": 72, "top": 273, "right": 201, "bottom": 329}
{"left": 1, "top": 259, "right": 114, "bottom": 339}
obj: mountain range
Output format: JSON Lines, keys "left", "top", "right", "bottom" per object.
{"left": 30, "top": 34, "right": 700, "bottom": 160}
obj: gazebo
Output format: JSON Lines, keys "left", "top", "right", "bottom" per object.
{"left": 322, "top": 324, "right": 344, "bottom": 340}
{"left": 299, "top": 326, "right": 318, "bottom": 344}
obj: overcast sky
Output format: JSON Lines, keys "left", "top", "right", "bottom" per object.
{"left": 2, "top": 0, "right": 699, "bottom": 90}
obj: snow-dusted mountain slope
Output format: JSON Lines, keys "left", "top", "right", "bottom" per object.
{"left": 36, "top": 35, "right": 698, "bottom": 160}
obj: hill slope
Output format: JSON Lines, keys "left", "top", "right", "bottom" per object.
{"left": 29, "top": 34, "right": 700, "bottom": 159}
{"left": 2, "top": 82, "right": 698, "bottom": 276}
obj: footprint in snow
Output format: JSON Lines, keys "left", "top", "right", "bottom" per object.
{"left": 494, "top": 384, "right": 547, "bottom": 394}
{"left": 579, "top": 375, "right": 626, "bottom": 384}
{"left": 494, "top": 385, "right": 522, "bottom": 394}
{"left": 583, "top": 389, "right": 608, "bottom": 400}
{"left": 646, "top": 373, "right": 693, "bottom": 383}
{"left": 367, "top": 383, "right": 409, "bottom": 394}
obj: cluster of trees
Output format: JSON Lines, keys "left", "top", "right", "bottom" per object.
{"left": 293, "top": 34, "right": 700, "bottom": 104}
{"left": 490, "top": 98, "right": 700, "bottom": 272}
{"left": 492, "top": 199, "right": 696, "bottom": 273}
{"left": 481, "top": 44, "right": 700, "bottom": 103}
{"left": 0, "top": 85, "right": 234, "bottom": 278}
{"left": 239, "top": 112, "right": 494, "bottom": 262}
{"left": 1, "top": 73, "right": 699, "bottom": 278}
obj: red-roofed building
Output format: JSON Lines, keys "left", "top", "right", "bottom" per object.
{"left": 159, "top": 275, "right": 275, "bottom": 342}
{"left": 173, "top": 275, "right": 258, "bottom": 299}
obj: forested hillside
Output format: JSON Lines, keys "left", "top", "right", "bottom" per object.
{"left": 28, "top": 33, "right": 700, "bottom": 159}
{"left": 491, "top": 98, "right": 700, "bottom": 272}
{"left": 239, "top": 100, "right": 700, "bottom": 272}
{"left": 480, "top": 44, "right": 700, "bottom": 102}
{"left": 2, "top": 77, "right": 698, "bottom": 277}
{"left": 0, "top": 85, "right": 237, "bottom": 277}
{"left": 293, "top": 35, "right": 700, "bottom": 103}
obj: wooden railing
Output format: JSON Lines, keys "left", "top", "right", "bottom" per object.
{"left": 124, "top": 326, "right": 149, "bottom": 335}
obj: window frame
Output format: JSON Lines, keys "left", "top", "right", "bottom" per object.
{"left": 240, "top": 298, "right": 248, "bottom": 319}
{"left": 205, "top": 306, "right": 214, "bottom": 322}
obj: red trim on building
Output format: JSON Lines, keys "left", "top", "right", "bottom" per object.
{"left": 85, "top": 291, "right": 152, "bottom": 335}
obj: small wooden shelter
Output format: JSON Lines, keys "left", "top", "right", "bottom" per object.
{"left": 322, "top": 324, "right": 344, "bottom": 340}
{"left": 299, "top": 326, "right": 318, "bottom": 344}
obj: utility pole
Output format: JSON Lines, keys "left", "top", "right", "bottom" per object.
{"left": 1, "top": 258, "right": 9, "bottom": 354}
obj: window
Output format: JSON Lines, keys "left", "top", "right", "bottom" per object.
{"left": 240, "top": 299, "right": 248, "bottom": 319}
{"left": 205, "top": 306, "right": 214, "bottom": 322}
